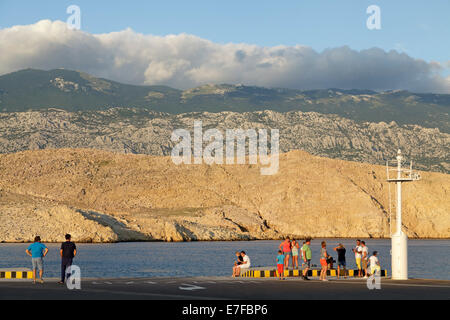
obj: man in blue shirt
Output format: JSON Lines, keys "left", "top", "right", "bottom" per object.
{"left": 26, "top": 236, "right": 48, "bottom": 284}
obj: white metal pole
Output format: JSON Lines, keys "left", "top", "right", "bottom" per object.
{"left": 391, "top": 150, "right": 408, "bottom": 280}
{"left": 397, "top": 153, "right": 402, "bottom": 235}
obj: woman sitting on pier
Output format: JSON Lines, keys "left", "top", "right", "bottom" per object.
{"left": 232, "top": 251, "right": 251, "bottom": 277}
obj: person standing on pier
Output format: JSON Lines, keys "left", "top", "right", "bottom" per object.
{"left": 353, "top": 240, "right": 363, "bottom": 277}
{"left": 361, "top": 241, "right": 369, "bottom": 279}
{"left": 302, "top": 238, "right": 312, "bottom": 281}
{"left": 300, "top": 241, "right": 306, "bottom": 263}
{"left": 291, "top": 240, "right": 300, "bottom": 270}
{"left": 320, "top": 241, "right": 329, "bottom": 281}
{"left": 334, "top": 243, "right": 347, "bottom": 279}
{"left": 279, "top": 237, "right": 292, "bottom": 270}
{"left": 59, "top": 234, "right": 77, "bottom": 285}
{"left": 26, "top": 236, "right": 48, "bottom": 284}
{"left": 276, "top": 250, "right": 285, "bottom": 280}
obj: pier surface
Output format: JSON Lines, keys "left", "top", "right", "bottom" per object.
{"left": 0, "top": 277, "right": 449, "bottom": 300}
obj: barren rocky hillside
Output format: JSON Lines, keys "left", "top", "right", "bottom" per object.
{"left": 0, "top": 108, "right": 448, "bottom": 173}
{"left": 0, "top": 149, "right": 448, "bottom": 243}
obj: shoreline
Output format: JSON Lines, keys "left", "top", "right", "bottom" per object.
{"left": 2, "top": 237, "right": 449, "bottom": 244}
{"left": 1, "top": 275, "right": 450, "bottom": 282}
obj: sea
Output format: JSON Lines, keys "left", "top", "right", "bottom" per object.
{"left": 0, "top": 239, "right": 449, "bottom": 280}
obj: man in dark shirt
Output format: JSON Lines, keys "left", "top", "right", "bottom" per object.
{"left": 59, "top": 234, "right": 77, "bottom": 284}
{"left": 334, "top": 243, "right": 347, "bottom": 279}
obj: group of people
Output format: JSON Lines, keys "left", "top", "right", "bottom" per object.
{"left": 276, "top": 237, "right": 381, "bottom": 281}
{"left": 277, "top": 237, "right": 314, "bottom": 280}
{"left": 232, "top": 237, "right": 381, "bottom": 281}
{"left": 277, "top": 237, "right": 381, "bottom": 281}
{"left": 28, "top": 234, "right": 381, "bottom": 283}
{"left": 232, "top": 251, "right": 251, "bottom": 277}
{"left": 25, "top": 234, "right": 77, "bottom": 284}
{"left": 353, "top": 239, "right": 381, "bottom": 278}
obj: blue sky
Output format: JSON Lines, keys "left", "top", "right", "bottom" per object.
{"left": 0, "top": 0, "right": 448, "bottom": 63}
{"left": 0, "top": 1, "right": 448, "bottom": 92}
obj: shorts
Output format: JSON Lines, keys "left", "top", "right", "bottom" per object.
{"left": 362, "top": 259, "right": 368, "bottom": 269}
{"left": 370, "top": 265, "right": 381, "bottom": 275}
{"left": 338, "top": 260, "right": 346, "bottom": 267}
{"left": 283, "top": 251, "right": 291, "bottom": 256}
{"left": 277, "top": 264, "right": 284, "bottom": 276}
{"left": 32, "top": 258, "right": 43, "bottom": 271}
{"left": 355, "top": 258, "right": 362, "bottom": 270}
{"left": 240, "top": 264, "right": 250, "bottom": 270}
{"left": 320, "top": 259, "right": 328, "bottom": 267}
{"left": 302, "top": 259, "right": 311, "bottom": 268}
{"left": 292, "top": 251, "right": 299, "bottom": 257}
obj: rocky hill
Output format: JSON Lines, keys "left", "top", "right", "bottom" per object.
{"left": 0, "top": 108, "right": 448, "bottom": 173}
{"left": 0, "top": 149, "right": 448, "bottom": 243}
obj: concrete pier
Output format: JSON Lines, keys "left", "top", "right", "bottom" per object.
{"left": 0, "top": 277, "right": 448, "bottom": 300}
{"left": 0, "top": 269, "right": 33, "bottom": 280}
{"left": 241, "top": 268, "right": 387, "bottom": 278}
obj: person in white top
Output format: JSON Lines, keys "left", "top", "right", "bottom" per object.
{"left": 369, "top": 251, "right": 381, "bottom": 276}
{"left": 361, "top": 241, "right": 369, "bottom": 278}
{"left": 239, "top": 252, "right": 251, "bottom": 269}
{"left": 233, "top": 251, "right": 250, "bottom": 277}
{"left": 352, "top": 240, "right": 363, "bottom": 277}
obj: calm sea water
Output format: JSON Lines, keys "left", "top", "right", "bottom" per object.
{"left": 0, "top": 239, "right": 449, "bottom": 280}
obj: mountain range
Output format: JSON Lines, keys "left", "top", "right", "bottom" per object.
{"left": 0, "top": 69, "right": 448, "bottom": 242}
{"left": 1, "top": 69, "right": 449, "bottom": 133}
{"left": 0, "top": 68, "right": 448, "bottom": 174}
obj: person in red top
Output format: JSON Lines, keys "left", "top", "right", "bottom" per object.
{"left": 279, "top": 237, "right": 292, "bottom": 269}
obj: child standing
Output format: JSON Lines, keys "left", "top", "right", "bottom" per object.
{"left": 369, "top": 251, "right": 381, "bottom": 276}
{"left": 276, "top": 250, "right": 285, "bottom": 280}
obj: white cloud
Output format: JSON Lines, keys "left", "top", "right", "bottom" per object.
{"left": 0, "top": 20, "right": 449, "bottom": 93}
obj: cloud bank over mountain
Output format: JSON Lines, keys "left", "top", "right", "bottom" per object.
{"left": 1, "top": 20, "right": 449, "bottom": 93}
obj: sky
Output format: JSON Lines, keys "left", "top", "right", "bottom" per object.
{"left": 0, "top": 0, "right": 449, "bottom": 92}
